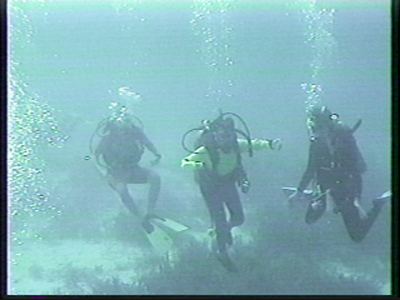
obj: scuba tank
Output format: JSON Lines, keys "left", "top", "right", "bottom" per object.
{"left": 306, "top": 106, "right": 366, "bottom": 174}
{"left": 181, "top": 110, "right": 252, "bottom": 193}
{"left": 89, "top": 111, "right": 144, "bottom": 171}
{"left": 181, "top": 110, "right": 253, "bottom": 156}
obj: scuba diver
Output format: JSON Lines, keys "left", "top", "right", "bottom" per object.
{"left": 91, "top": 110, "right": 163, "bottom": 233}
{"left": 288, "top": 105, "right": 389, "bottom": 243}
{"left": 181, "top": 111, "right": 282, "bottom": 271}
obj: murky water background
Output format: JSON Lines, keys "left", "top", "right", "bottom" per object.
{"left": 7, "top": 0, "right": 391, "bottom": 295}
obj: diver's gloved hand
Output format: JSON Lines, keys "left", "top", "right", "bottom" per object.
{"left": 236, "top": 168, "right": 250, "bottom": 193}
{"left": 150, "top": 154, "right": 162, "bottom": 166}
{"left": 240, "top": 179, "right": 251, "bottom": 193}
{"left": 268, "top": 139, "right": 283, "bottom": 150}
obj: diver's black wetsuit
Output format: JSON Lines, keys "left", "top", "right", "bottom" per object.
{"left": 298, "top": 124, "right": 382, "bottom": 242}
{"left": 198, "top": 164, "right": 245, "bottom": 251}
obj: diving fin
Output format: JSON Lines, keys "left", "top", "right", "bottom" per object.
{"left": 282, "top": 186, "right": 297, "bottom": 197}
{"left": 150, "top": 217, "right": 189, "bottom": 232}
{"left": 377, "top": 190, "right": 391, "bottom": 200}
{"left": 208, "top": 231, "right": 238, "bottom": 273}
{"left": 212, "top": 242, "right": 238, "bottom": 273}
{"left": 283, "top": 187, "right": 337, "bottom": 212}
{"left": 144, "top": 223, "right": 174, "bottom": 255}
{"left": 141, "top": 216, "right": 189, "bottom": 255}
{"left": 216, "top": 252, "right": 238, "bottom": 273}
{"left": 372, "top": 190, "right": 391, "bottom": 210}
{"left": 282, "top": 187, "right": 314, "bottom": 200}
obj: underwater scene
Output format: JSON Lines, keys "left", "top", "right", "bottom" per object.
{"left": 7, "top": 0, "right": 391, "bottom": 296}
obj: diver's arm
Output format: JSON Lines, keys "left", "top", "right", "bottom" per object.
{"left": 94, "top": 147, "right": 102, "bottom": 163}
{"left": 144, "top": 140, "right": 162, "bottom": 158}
{"left": 138, "top": 130, "right": 162, "bottom": 159}
{"left": 237, "top": 138, "right": 282, "bottom": 152}
{"left": 181, "top": 146, "right": 211, "bottom": 170}
{"left": 288, "top": 143, "right": 316, "bottom": 203}
{"left": 94, "top": 138, "right": 106, "bottom": 165}
{"left": 137, "top": 130, "right": 162, "bottom": 166}
{"left": 144, "top": 140, "right": 162, "bottom": 166}
{"left": 93, "top": 138, "right": 109, "bottom": 177}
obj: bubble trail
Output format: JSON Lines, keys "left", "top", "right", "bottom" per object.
{"left": 190, "top": 0, "right": 236, "bottom": 104}
{"left": 296, "top": 0, "right": 337, "bottom": 111}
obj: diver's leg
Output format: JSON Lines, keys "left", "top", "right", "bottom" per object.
{"left": 219, "top": 183, "right": 243, "bottom": 247}
{"left": 200, "top": 183, "right": 221, "bottom": 227}
{"left": 200, "top": 184, "right": 230, "bottom": 251}
{"left": 336, "top": 198, "right": 363, "bottom": 242}
{"left": 146, "top": 169, "right": 161, "bottom": 215}
{"left": 199, "top": 183, "right": 237, "bottom": 271}
{"left": 333, "top": 174, "right": 384, "bottom": 243}
{"left": 125, "top": 167, "right": 161, "bottom": 216}
{"left": 338, "top": 197, "right": 383, "bottom": 243}
{"left": 108, "top": 177, "right": 139, "bottom": 216}
{"left": 331, "top": 179, "right": 364, "bottom": 242}
{"left": 224, "top": 182, "right": 244, "bottom": 229}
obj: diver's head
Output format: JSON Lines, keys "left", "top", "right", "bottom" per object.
{"left": 105, "top": 113, "right": 136, "bottom": 135}
{"left": 211, "top": 117, "right": 236, "bottom": 151}
{"left": 307, "top": 105, "right": 339, "bottom": 137}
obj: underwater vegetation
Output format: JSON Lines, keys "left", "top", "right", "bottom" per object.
{"left": 44, "top": 212, "right": 386, "bottom": 296}
{"left": 50, "top": 239, "right": 384, "bottom": 295}
{"left": 8, "top": 0, "right": 390, "bottom": 296}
